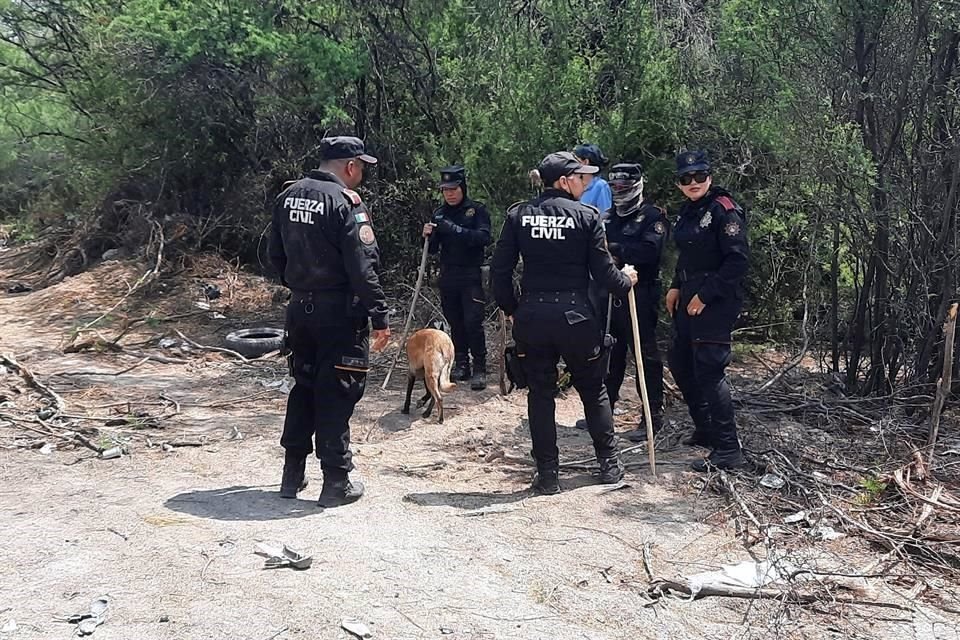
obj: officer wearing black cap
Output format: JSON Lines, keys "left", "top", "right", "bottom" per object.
{"left": 492, "top": 151, "right": 638, "bottom": 494}
{"left": 422, "top": 165, "right": 492, "bottom": 390}
{"left": 269, "top": 135, "right": 391, "bottom": 506}
{"left": 596, "top": 162, "right": 667, "bottom": 441}
{"left": 666, "top": 150, "right": 749, "bottom": 471}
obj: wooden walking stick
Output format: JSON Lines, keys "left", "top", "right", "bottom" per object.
{"left": 498, "top": 309, "right": 508, "bottom": 395}
{"left": 626, "top": 278, "right": 657, "bottom": 476}
{"left": 382, "top": 236, "right": 431, "bottom": 390}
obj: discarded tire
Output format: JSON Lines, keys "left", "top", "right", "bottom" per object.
{"left": 224, "top": 327, "right": 284, "bottom": 358}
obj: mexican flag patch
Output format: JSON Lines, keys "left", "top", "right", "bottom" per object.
{"left": 354, "top": 212, "right": 370, "bottom": 224}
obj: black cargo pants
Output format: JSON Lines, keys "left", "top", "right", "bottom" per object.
{"left": 512, "top": 292, "right": 617, "bottom": 472}
{"left": 280, "top": 292, "right": 369, "bottom": 478}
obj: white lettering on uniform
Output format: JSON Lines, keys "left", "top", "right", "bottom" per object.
{"left": 520, "top": 214, "right": 575, "bottom": 240}
{"left": 287, "top": 197, "right": 323, "bottom": 225}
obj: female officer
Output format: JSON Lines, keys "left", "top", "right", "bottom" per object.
{"left": 665, "top": 150, "right": 749, "bottom": 471}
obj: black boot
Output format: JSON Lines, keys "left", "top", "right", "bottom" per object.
{"left": 597, "top": 456, "right": 624, "bottom": 484}
{"left": 280, "top": 454, "right": 308, "bottom": 499}
{"left": 532, "top": 468, "right": 561, "bottom": 495}
{"left": 682, "top": 429, "right": 712, "bottom": 447}
{"left": 622, "top": 413, "right": 663, "bottom": 443}
{"left": 470, "top": 364, "right": 487, "bottom": 391}
{"left": 317, "top": 474, "right": 365, "bottom": 507}
{"left": 451, "top": 360, "right": 471, "bottom": 382}
{"left": 691, "top": 448, "right": 746, "bottom": 472}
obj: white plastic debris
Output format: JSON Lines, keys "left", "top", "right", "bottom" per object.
{"left": 686, "top": 559, "right": 795, "bottom": 596}
{"left": 39, "top": 443, "right": 55, "bottom": 455}
{"left": 194, "top": 301, "right": 210, "bottom": 310}
{"left": 760, "top": 473, "right": 786, "bottom": 489}
{"left": 784, "top": 511, "right": 807, "bottom": 524}
{"left": 255, "top": 543, "right": 312, "bottom": 570}
{"left": 341, "top": 619, "right": 372, "bottom": 638}
{"left": 1, "top": 618, "right": 17, "bottom": 633}
{"left": 99, "top": 447, "right": 123, "bottom": 460}
{"left": 158, "top": 338, "right": 178, "bottom": 349}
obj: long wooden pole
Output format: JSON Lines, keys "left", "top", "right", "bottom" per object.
{"left": 928, "top": 302, "right": 958, "bottom": 462}
{"left": 627, "top": 284, "right": 657, "bottom": 477}
{"left": 382, "top": 237, "right": 431, "bottom": 390}
{"left": 498, "top": 310, "right": 508, "bottom": 395}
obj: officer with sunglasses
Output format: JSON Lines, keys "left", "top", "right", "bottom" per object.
{"left": 666, "top": 150, "right": 749, "bottom": 471}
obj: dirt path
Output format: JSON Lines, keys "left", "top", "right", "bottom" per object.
{"left": 0, "top": 254, "right": 953, "bottom": 640}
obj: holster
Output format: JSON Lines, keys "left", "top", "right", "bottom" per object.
{"left": 504, "top": 345, "right": 527, "bottom": 390}
{"left": 601, "top": 333, "right": 617, "bottom": 377}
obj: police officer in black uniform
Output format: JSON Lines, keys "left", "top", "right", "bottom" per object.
{"left": 422, "top": 166, "right": 492, "bottom": 390}
{"left": 492, "top": 152, "right": 638, "bottom": 494}
{"left": 604, "top": 162, "right": 667, "bottom": 442}
{"left": 666, "top": 150, "right": 749, "bottom": 471}
{"left": 269, "top": 136, "right": 391, "bottom": 506}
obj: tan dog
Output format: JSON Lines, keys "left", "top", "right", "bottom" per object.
{"left": 401, "top": 327, "right": 456, "bottom": 423}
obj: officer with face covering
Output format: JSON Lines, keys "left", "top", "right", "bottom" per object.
{"left": 492, "top": 152, "right": 638, "bottom": 494}
{"left": 574, "top": 163, "right": 667, "bottom": 440}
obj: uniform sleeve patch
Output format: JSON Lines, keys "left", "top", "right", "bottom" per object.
{"left": 654, "top": 221, "right": 666, "bottom": 235}
{"left": 466, "top": 207, "right": 475, "bottom": 217}
{"left": 724, "top": 221, "right": 742, "bottom": 236}
{"left": 342, "top": 188, "right": 362, "bottom": 206}
{"left": 354, "top": 212, "right": 370, "bottom": 224}
{"left": 359, "top": 224, "right": 376, "bottom": 245}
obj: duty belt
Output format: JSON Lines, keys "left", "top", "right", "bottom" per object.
{"left": 676, "top": 269, "right": 716, "bottom": 283}
{"left": 290, "top": 289, "right": 352, "bottom": 313}
{"left": 519, "top": 290, "right": 589, "bottom": 304}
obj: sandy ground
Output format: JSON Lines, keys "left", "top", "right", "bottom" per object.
{"left": 0, "top": 249, "right": 956, "bottom": 640}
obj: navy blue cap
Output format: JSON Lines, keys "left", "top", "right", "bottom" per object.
{"left": 538, "top": 152, "right": 599, "bottom": 185}
{"left": 439, "top": 165, "right": 466, "bottom": 189}
{"left": 608, "top": 163, "right": 643, "bottom": 183}
{"left": 675, "top": 150, "right": 710, "bottom": 176}
{"left": 574, "top": 143, "right": 608, "bottom": 167}
{"left": 319, "top": 136, "right": 378, "bottom": 164}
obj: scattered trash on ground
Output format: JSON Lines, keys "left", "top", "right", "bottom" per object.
{"left": 67, "top": 596, "right": 109, "bottom": 636}
{"left": 341, "top": 618, "right": 372, "bottom": 638}
{"left": 254, "top": 543, "right": 313, "bottom": 570}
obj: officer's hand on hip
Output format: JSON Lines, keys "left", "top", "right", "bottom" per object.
{"left": 622, "top": 264, "right": 638, "bottom": 287}
{"left": 422, "top": 223, "right": 436, "bottom": 238}
{"left": 371, "top": 328, "right": 391, "bottom": 352}
{"left": 666, "top": 288, "right": 681, "bottom": 317}
{"left": 686, "top": 294, "right": 707, "bottom": 316}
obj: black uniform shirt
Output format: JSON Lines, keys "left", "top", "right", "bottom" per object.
{"left": 670, "top": 186, "right": 749, "bottom": 303}
{"left": 491, "top": 188, "right": 631, "bottom": 315}
{"left": 428, "top": 198, "right": 492, "bottom": 286}
{"left": 268, "top": 169, "right": 389, "bottom": 330}
{"left": 604, "top": 200, "right": 667, "bottom": 287}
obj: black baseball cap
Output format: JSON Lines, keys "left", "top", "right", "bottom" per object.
{"left": 574, "top": 143, "right": 608, "bottom": 166}
{"left": 608, "top": 163, "right": 643, "bottom": 184}
{"left": 319, "top": 136, "right": 378, "bottom": 164}
{"left": 675, "top": 150, "right": 710, "bottom": 176}
{"left": 439, "top": 165, "right": 466, "bottom": 189}
{"left": 538, "top": 151, "right": 599, "bottom": 185}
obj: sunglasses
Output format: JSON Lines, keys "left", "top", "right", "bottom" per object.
{"left": 678, "top": 171, "right": 710, "bottom": 186}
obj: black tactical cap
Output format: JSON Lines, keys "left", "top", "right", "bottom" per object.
{"left": 538, "top": 151, "right": 599, "bottom": 185}
{"left": 675, "top": 150, "right": 710, "bottom": 176}
{"left": 319, "top": 136, "right": 378, "bottom": 164}
{"left": 439, "top": 165, "right": 466, "bottom": 189}
{"left": 574, "top": 143, "right": 608, "bottom": 166}
{"left": 608, "top": 163, "right": 643, "bottom": 184}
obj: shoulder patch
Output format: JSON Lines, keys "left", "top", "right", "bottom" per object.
{"left": 465, "top": 207, "right": 475, "bottom": 218}
{"left": 354, "top": 211, "right": 370, "bottom": 224}
{"left": 654, "top": 221, "right": 666, "bottom": 235}
{"left": 359, "top": 224, "right": 376, "bottom": 246}
{"left": 715, "top": 195, "right": 737, "bottom": 211}
{"left": 724, "top": 221, "right": 742, "bottom": 237}
{"left": 342, "top": 188, "right": 362, "bottom": 206}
